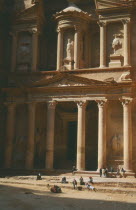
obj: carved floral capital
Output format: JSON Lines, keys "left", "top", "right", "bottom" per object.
{"left": 77, "top": 101, "right": 87, "bottom": 109}
{"left": 47, "top": 101, "right": 58, "bottom": 109}
{"left": 97, "top": 21, "right": 106, "bottom": 28}
{"left": 122, "top": 19, "right": 130, "bottom": 25}
{"left": 121, "top": 98, "right": 133, "bottom": 107}
{"left": 96, "top": 100, "right": 107, "bottom": 108}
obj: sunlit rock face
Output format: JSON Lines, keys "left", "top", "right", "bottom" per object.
{"left": 14, "top": 0, "right": 34, "bottom": 11}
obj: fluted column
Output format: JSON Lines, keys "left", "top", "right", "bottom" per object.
{"left": 97, "top": 100, "right": 107, "bottom": 170}
{"left": 74, "top": 28, "right": 80, "bottom": 69}
{"left": 57, "top": 28, "right": 63, "bottom": 70}
{"left": 99, "top": 22, "right": 106, "bottom": 68}
{"left": 4, "top": 103, "right": 16, "bottom": 168}
{"left": 122, "top": 98, "right": 132, "bottom": 171}
{"left": 11, "top": 32, "right": 18, "bottom": 72}
{"left": 25, "top": 102, "right": 36, "bottom": 169}
{"left": 122, "top": 19, "right": 131, "bottom": 66}
{"left": 76, "top": 101, "right": 87, "bottom": 171}
{"left": 32, "top": 29, "right": 39, "bottom": 72}
{"left": 46, "top": 101, "right": 57, "bottom": 169}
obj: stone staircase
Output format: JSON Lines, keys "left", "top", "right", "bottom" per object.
{"left": 0, "top": 174, "right": 136, "bottom": 195}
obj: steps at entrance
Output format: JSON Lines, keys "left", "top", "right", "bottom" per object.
{"left": 0, "top": 175, "right": 136, "bottom": 195}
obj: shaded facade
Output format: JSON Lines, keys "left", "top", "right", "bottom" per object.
{"left": 0, "top": 0, "right": 136, "bottom": 174}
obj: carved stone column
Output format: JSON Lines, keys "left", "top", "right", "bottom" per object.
{"left": 5, "top": 103, "right": 16, "bottom": 168}
{"left": 74, "top": 28, "right": 81, "bottom": 69}
{"left": 32, "top": 29, "right": 39, "bottom": 72}
{"left": 122, "top": 98, "right": 132, "bottom": 171}
{"left": 122, "top": 19, "right": 131, "bottom": 66}
{"left": 46, "top": 101, "right": 57, "bottom": 169}
{"left": 11, "top": 32, "right": 18, "bottom": 72}
{"left": 99, "top": 22, "right": 106, "bottom": 68}
{"left": 76, "top": 101, "right": 87, "bottom": 171}
{"left": 57, "top": 28, "right": 63, "bottom": 70}
{"left": 97, "top": 100, "right": 107, "bottom": 170}
{"left": 25, "top": 102, "right": 36, "bottom": 169}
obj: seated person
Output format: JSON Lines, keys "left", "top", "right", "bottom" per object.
{"left": 36, "top": 173, "right": 42, "bottom": 180}
{"left": 72, "top": 166, "right": 77, "bottom": 174}
{"left": 50, "top": 185, "right": 62, "bottom": 193}
{"left": 61, "top": 177, "right": 68, "bottom": 183}
{"left": 79, "top": 176, "right": 85, "bottom": 185}
{"left": 86, "top": 182, "right": 96, "bottom": 192}
{"left": 89, "top": 176, "right": 93, "bottom": 183}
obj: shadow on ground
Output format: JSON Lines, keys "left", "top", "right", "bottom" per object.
{"left": 0, "top": 184, "right": 136, "bottom": 210}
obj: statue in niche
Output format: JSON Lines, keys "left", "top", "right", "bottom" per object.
{"left": 111, "top": 134, "right": 122, "bottom": 157}
{"left": 66, "top": 39, "right": 74, "bottom": 60}
{"left": 112, "top": 34, "right": 122, "bottom": 54}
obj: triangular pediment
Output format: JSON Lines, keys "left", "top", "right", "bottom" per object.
{"left": 28, "top": 73, "right": 106, "bottom": 88}
{"left": 15, "top": 5, "right": 37, "bottom": 21}
{"left": 95, "top": 0, "right": 128, "bottom": 10}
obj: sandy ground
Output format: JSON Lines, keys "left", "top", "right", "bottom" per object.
{"left": 0, "top": 182, "right": 136, "bottom": 210}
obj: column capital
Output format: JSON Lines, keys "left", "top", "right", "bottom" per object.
{"left": 77, "top": 101, "right": 87, "bottom": 109}
{"left": 27, "top": 102, "right": 37, "bottom": 109}
{"left": 97, "top": 21, "right": 106, "bottom": 28}
{"left": 121, "top": 98, "right": 133, "bottom": 107}
{"left": 47, "top": 101, "right": 58, "bottom": 109}
{"left": 122, "top": 18, "right": 131, "bottom": 25}
{"left": 4, "top": 102, "right": 16, "bottom": 109}
{"left": 57, "top": 27, "right": 63, "bottom": 33}
{"left": 96, "top": 99, "right": 107, "bottom": 108}
{"left": 74, "top": 25, "right": 81, "bottom": 32}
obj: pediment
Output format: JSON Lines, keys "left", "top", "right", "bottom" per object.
{"left": 95, "top": 0, "right": 127, "bottom": 10}
{"left": 29, "top": 73, "right": 106, "bottom": 88}
{"left": 15, "top": 5, "right": 37, "bottom": 21}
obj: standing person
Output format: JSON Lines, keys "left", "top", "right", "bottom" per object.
{"left": 72, "top": 179, "right": 77, "bottom": 189}
{"left": 105, "top": 168, "right": 108, "bottom": 178}
{"left": 79, "top": 176, "right": 84, "bottom": 185}
{"left": 99, "top": 168, "right": 102, "bottom": 177}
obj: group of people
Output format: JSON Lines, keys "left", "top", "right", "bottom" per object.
{"left": 99, "top": 167, "right": 126, "bottom": 178}
{"left": 72, "top": 176, "right": 96, "bottom": 191}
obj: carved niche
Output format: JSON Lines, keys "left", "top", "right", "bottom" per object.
{"left": 110, "top": 134, "right": 123, "bottom": 158}
{"left": 17, "top": 32, "right": 32, "bottom": 72}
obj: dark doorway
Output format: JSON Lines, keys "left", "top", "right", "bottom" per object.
{"left": 67, "top": 121, "right": 77, "bottom": 168}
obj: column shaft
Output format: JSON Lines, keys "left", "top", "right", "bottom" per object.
{"left": 5, "top": 104, "right": 16, "bottom": 168}
{"left": 57, "top": 28, "right": 63, "bottom": 70}
{"left": 46, "top": 101, "right": 56, "bottom": 169}
{"left": 32, "top": 30, "right": 39, "bottom": 72}
{"left": 123, "top": 20, "right": 130, "bottom": 66}
{"left": 74, "top": 29, "right": 80, "bottom": 69}
{"left": 122, "top": 99, "right": 132, "bottom": 171}
{"left": 25, "top": 103, "right": 36, "bottom": 169}
{"left": 99, "top": 22, "right": 106, "bottom": 68}
{"left": 11, "top": 34, "right": 17, "bottom": 72}
{"left": 76, "top": 101, "right": 86, "bottom": 171}
{"left": 97, "top": 100, "right": 107, "bottom": 170}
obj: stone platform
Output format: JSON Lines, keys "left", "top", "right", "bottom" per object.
{"left": 0, "top": 174, "right": 136, "bottom": 195}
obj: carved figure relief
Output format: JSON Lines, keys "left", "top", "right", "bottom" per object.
{"left": 111, "top": 134, "right": 123, "bottom": 157}
{"left": 112, "top": 34, "right": 122, "bottom": 54}
{"left": 66, "top": 38, "right": 74, "bottom": 60}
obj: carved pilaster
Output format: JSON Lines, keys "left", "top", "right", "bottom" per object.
{"left": 76, "top": 101, "right": 87, "bottom": 170}
{"left": 121, "top": 98, "right": 133, "bottom": 171}
{"left": 98, "top": 22, "right": 107, "bottom": 68}
{"left": 122, "top": 19, "right": 131, "bottom": 66}
{"left": 96, "top": 99, "right": 107, "bottom": 170}
{"left": 46, "top": 101, "right": 57, "bottom": 169}
{"left": 57, "top": 27, "right": 64, "bottom": 71}
{"left": 4, "top": 103, "right": 16, "bottom": 168}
